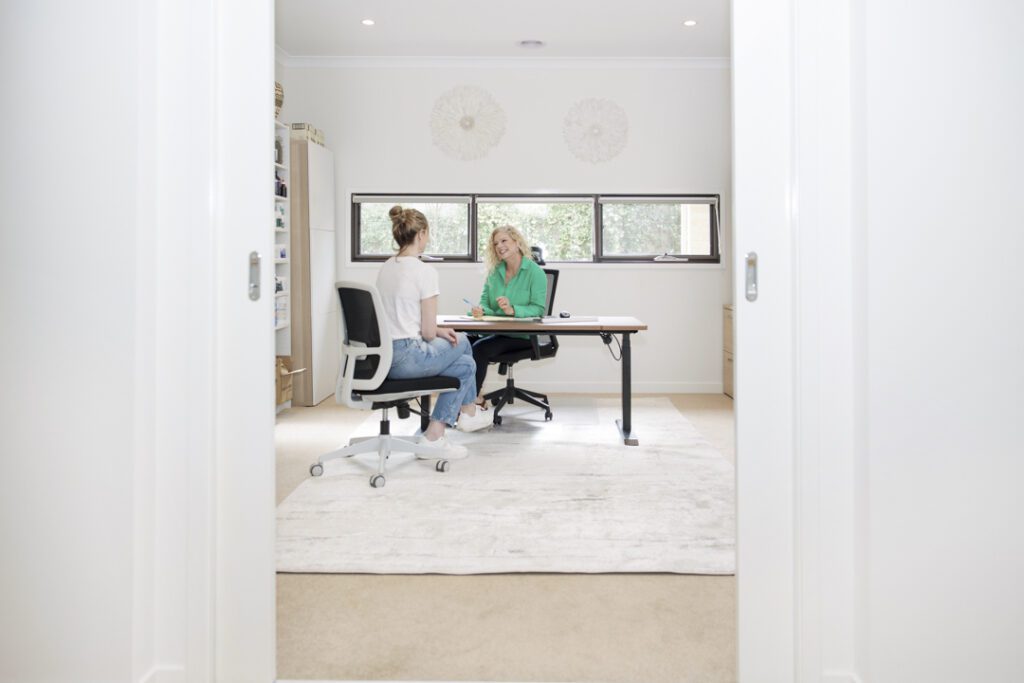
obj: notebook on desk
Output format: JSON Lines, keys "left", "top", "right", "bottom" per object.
{"left": 543, "top": 315, "right": 598, "bottom": 322}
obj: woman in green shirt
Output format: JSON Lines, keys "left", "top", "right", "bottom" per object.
{"left": 469, "top": 225, "right": 548, "bottom": 410}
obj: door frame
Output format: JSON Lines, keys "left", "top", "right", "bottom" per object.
{"left": 194, "top": 0, "right": 862, "bottom": 680}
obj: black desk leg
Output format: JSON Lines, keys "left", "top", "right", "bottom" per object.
{"left": 420, "top": 394, "right": 431, "bottom": 433}
{"left": 616, "top": 332, "right": 639, "bottom": 446}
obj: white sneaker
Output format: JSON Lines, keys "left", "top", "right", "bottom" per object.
{"left": 417, "top": 435, "right": 469, "bottom": 460}
{"left": 457, "top": 408, "right": 494, "bottom": 433}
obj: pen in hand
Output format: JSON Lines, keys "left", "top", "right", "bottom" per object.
{"left": 463, "top": 298, "right": 484, "bottom": 319}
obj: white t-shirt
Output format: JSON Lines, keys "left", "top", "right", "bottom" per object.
{"left": 375, "top": 256, "right": 440, "bottom": 340}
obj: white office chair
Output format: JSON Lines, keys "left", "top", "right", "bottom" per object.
{"left": 310, "top": 281, "right": 459, "bottom": 488}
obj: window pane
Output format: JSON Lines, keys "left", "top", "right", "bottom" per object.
{"left": 477, "top": 201, "right": 594, "bottom": 262}
{"left": 358, "top": 202, "right": 469, "bottom": 256}
{"left": 601, "top": 202, "right": 713, "bottom": 256}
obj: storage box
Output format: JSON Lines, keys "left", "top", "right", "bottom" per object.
{"left": 289, "top": 122, "right": 324, "bottom": 146}
{"left": 275, "top": 356, "right": 304, "bottom": 405}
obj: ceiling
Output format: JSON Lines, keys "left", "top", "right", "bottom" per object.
{"left": 275, "top": 0, "right": 730, "bottom": 59}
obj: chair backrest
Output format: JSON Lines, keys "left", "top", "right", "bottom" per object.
{"left": 334, "top": 281, "right": 393, "bottom": 406}
{"left": 539, "top": 268, "right": 560, "bottom": 354}
{"left": 543, "top": 268, "right": 559, "bottom": 316}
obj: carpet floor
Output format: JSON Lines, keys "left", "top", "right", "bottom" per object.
{"left": 275, "top": 393, "right": 737, "bottom": 682}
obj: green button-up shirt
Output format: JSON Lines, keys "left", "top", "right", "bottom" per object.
{"left": 476, "top": 258, "right": 548, "bottom": 337}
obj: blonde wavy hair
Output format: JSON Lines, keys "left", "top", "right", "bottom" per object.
{"left": 483, "top": 225, "right": 533, "bottom": 272}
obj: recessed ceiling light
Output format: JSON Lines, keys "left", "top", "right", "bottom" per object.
{"left": 361, "top": 19, "right": 375, "bottom": 26}
{"left": 518, "top": 40, "right": 545, "bottom": 49}
{"left": 683, "top": 19, "right": 698, "bottom": 27}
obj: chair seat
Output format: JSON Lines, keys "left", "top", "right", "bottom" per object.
{"left": 358, "top": 375, "right": 459, "bottom": 397}
{"left": 492, "top": 341, "right": 557, "bottom": 365}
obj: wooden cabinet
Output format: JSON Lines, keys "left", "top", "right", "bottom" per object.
{"left": 723, "top": 304, "right": 734, "bottom": 398}
{"left": 289, "top": 135, "right": 338, "bottom": 406}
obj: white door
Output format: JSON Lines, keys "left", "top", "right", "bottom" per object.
{"left": 732, "top": 0, "right": 797, "bottom": 679}
{"left": 211, "top": 0, "right": 277, "bottom": 679}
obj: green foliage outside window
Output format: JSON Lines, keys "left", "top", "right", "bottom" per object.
{"left": 353, "top": 195, "right": 717, "bottom": 262}
{"left": 477, "top": 202, "right": 593, "bottom": 262}
{"left": 358, "top": 202, "right": 469, "bottom": 255}
{"left": 602, "top": 203, "right": 713, "bottom": 256}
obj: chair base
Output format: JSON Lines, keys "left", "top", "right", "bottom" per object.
{"left": 483, "top": 377, "right": 553, "bottom": 426}
{"left": 310, "top": 409, "right": 450, "bottom": 487}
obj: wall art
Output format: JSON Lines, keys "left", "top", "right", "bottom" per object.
{"left": 430, "top": 85, "right": 506, "bottom": 161}
{"left": 563, "top": 98, "right": 629, "bottom": 163}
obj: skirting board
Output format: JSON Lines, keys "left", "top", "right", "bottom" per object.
{"left": 479, "top": 380, "right": 725, "bottom": 394}
{"left": 139, "top": 666, "right": 185, "bottom": 683}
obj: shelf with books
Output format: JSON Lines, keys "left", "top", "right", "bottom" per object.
{"left": 274, "top": 121, "right": 292, "bottom": 407}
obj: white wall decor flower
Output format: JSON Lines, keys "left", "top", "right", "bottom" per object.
{"left": 563, "top": 98, "right": 629, "bottom": 163}
{"left": 430, "top": 85, "right": 506, "bottom": 161}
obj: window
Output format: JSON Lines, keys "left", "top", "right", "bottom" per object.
{"left": 351, "top": 193, "right": 720, "bottom": 264}
{"left": 599, "top": 196, "right": 720, "bottom": 262}
{"left": 352, "top": 195, "right": 472, "bottom": 260}
{"left": 477, "top": 197, "right": 593, "bottom": 262}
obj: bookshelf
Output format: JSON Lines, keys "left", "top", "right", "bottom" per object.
{"left": 274, "top": 121, "right": 291, "bottom": 410}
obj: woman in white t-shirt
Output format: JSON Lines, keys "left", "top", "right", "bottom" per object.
{"left": 376, "top": 206, "right": 492, "bottom": 456}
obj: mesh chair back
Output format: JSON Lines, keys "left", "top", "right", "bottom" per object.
{"left": 337, "top": 285, "right": 383, "bottom": 380}
{"left": 543, "top": 269, "right": 559, "bottom": 315}
{"left": 540, "top": 269, "right": 560, "bottom": 353}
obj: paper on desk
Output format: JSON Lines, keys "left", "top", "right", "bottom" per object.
{"left": 442, "top": 315, "right": 543, "bottom": 322}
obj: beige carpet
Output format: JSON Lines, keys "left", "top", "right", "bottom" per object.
{"left": 277, "top": 397, "right": 735, "bottom": 575}
{"left": 276, "top": 393, "right": 736, "bottom": 682}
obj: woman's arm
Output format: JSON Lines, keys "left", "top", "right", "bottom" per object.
{"left": 478, "top": 274, "right": 498, "bottom": 316}
{"left": 420, "top": 295, "right": 439, "bottom": 340}
{"left": 421, "top": 295, "right": 458, "bottom": 345}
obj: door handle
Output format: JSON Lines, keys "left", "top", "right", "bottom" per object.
{"left": 248, "top": 251, "right": 261, "bottom": 301}
{"left": 745, "top": 251, "right": 758, "bottom": 302}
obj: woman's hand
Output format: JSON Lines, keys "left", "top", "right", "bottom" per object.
{"left": 496, "top": 296, "right": 515, "bottom": 316}
{"left": 471, "top": 306, "right": 484, "bottom": 319}
{"left": 436, "top": 327, "right": 459, "bottom": 346}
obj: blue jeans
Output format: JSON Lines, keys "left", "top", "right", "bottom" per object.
{"left": 388, "top": 335, "right": 477, "bottom": 427}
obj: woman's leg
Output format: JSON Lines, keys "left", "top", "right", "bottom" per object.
{"left": 430, "top": 336, "right": 479, "bottom": 424}
{"left": 471, "top": 335, "right": 534, "bottom": 396}
{"left": 389, "top": 335, "right": 478, "bottom": 427}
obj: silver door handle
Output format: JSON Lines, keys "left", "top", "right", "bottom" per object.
{"left": 745, "top": 252, "right": 758, "bottom": 302}
{"left": 248, "top": 251, "right": 261, "bottom": 301}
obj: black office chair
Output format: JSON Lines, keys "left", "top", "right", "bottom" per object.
{"left": 483, "top": 268, "right": 559, "bottom": 426}
{"left": 310, "top": 281, "right": 460, "bottom": 488}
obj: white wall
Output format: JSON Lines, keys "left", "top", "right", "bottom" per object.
{"left": 275, "top": 59, "right": 732, "bottom": 393}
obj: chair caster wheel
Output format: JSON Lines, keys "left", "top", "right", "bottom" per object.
{"left": 370, "top": 474, "right": 386, "bottom": 488}
{"left": 545, "top": 411, "right": 553, "bottom": 421}
{"left": 493, "top": 415, "right": 502, "bottom": 426}
{"left": 435, "top": 460, "right": 449, "bottom": 473}
{"left": 310, "top": 463, "right": 323, "bottom": 477}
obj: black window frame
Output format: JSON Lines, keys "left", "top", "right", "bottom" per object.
{"left": 351, "top": 192, "right": 721, "bottom": 264}
{"left": 596, "top": 194, "right": 721, "bottom": 264}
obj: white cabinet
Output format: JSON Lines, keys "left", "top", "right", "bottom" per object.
{"left": 289, "top": 135, "right": 338, "bottom": 406}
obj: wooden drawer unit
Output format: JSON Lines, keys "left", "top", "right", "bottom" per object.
{"left": 723, "top": 304, "right": 734, "bottom": 398}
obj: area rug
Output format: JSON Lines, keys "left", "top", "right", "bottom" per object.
{"left": 276, "top": 397, "right": 735, "bottom": 574}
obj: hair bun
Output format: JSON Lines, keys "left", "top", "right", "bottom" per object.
{"left": 388, "top": 205, "right": 404, "bottom": 221}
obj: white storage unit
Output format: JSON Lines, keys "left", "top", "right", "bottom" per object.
{"left": 289, "top": 134, "right": 338, "bottom": 406}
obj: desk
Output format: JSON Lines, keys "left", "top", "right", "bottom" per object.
{"left": 431, "top": 315, "right": 648, "bottom": 445}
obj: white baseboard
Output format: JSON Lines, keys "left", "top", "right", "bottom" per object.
{"left": 822, "top": 671, "right": 864, "bottom": 683}
{"left": 139, "top": 665, "right": 185, "bottom": 683}
{"left": 480, "top": 380, "right": 725, "bottom": 394}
